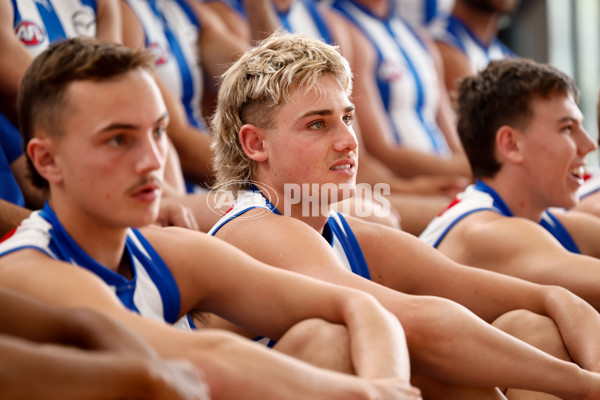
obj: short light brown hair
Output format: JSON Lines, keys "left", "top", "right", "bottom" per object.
{"left": 17, "top": 37, "right": 155, "bottom": 190}
{"left": 211, "top": 31, "right": 353, "bottom": 193}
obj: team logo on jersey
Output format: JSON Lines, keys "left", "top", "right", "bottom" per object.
{"left": 72, "top": 7, "right": 96, "bottom": 36}
{"left": 378, "top": 59, "right": 404, "bottom": 82}
{"left": 14, "top": 20, "right": 46, "bottom": 46}
{"left": 148, "top": 42, "right": 170, "bottom": 66}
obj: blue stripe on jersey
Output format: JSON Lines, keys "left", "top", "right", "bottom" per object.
{"left": 80, "top": 0, "right": 97, "bottom": 12}
{"left": 11, "top": 0, "right": 20, "bottom": 25}
{"left": 304, "top": 0, "right": 332, "bottom": 44}
{"left": 326, "top": 213, "right": 371, "bottom": 279}
{"left": 474, "top": 180, "right": 579, "bottom": 253}
{"left": 129, "top": 229, "right": 182, "bottom": 323}
{"left": 424, "top": 0, "right": 437, "bottom": 24}
{"left": 540, "top": 212, "right": 580, "bottom": 254}
{"left": 334, "top": 1, "right": 444, "bottom": 151}
{"left": 147, "top": 1, "right": 197, "bottom": 128}
{"left": 34, "top": 0, "right": 67, "bottom": 42}
{"left": 276, "top": 8, "right": 293, "bottom": 32}
{"left": 429, "top": 207, "right": 489, "bottom": 248}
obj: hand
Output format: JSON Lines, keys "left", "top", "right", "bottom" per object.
{"left": 156, "top": 198, "right": 199, "bottom": 230}
{"left": 409, "top": 175, "right": 471, "bottom": 198}
{"left": 149, "top": 359, "right": 210, "bottom": 400}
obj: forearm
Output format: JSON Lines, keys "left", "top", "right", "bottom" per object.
{"left": 343, "top": 293, "right": 411, "bottom": 380}
{"left": 543, "top": 286, "right": 600, "bottom": 371}
{"left": 179, "top": 330, "right": 374, "bottom": 400}
{"left": 396, "top": 296, "right": 595, "bottom": 397}
{"left": 242, "top": 0, "right": 279, "bottom": 42}
{"left": 0, "top": 337, "right": 159, "bottom": 400}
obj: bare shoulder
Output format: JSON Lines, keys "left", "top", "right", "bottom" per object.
{"left": 214, "top": 210, "right": 346, "bottom": 276}
{"left": 0, "top": 249, "right": 126, "bottom": 311}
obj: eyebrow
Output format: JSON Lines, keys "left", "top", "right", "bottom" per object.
{"left": 98, "top": 112, "right": 170, "bottom": 132}
{"left": 296, "top": 105, "right": 355, "bottom": 121}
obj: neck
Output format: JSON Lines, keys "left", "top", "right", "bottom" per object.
{"left": 480, "top": 174, "right": 546, "bottom": 222}
{"left": 253, "top": 178, "right": 330, "bottom": 234}
{"left": 352, "top": 0, "right": 389, "bottom": 18}
{"left": 453, "top": 1, "right": 503, "bottom": 45}
{"left": 48, "top": 196, "right": 128, "bottom": 272}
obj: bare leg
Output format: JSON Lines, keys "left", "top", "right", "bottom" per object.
{"left": 412, "top": 374, "right": 506, "bottom": 399}
{"left": 493, "top": 310, "right": 570, "bottom": 400}
{"left": 273, "top": 318, "right": 354, "bottom": 375}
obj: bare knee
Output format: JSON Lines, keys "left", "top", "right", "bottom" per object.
{"left": 493, "top": 310, "right": 570, "bottom": 361}
{"left": 274, "top": 318, "right": 353, "bottom": 374}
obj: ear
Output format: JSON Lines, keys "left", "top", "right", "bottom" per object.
{"left": 27, "top": 136, "right": 62, "bottom": 184}
{"left": 239, "top": 124, "right": 268, "bottom": 162}
{"left": 495, "top": 125, "right": 524, "bottom": 164}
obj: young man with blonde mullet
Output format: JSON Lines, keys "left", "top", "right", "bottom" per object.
{"left": 0, "top": 37, "right": 422, "bottom": 400}
{"left": 209, "top": 31, "right": 600, "bottom": 399}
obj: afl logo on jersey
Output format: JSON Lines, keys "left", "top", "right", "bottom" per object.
{"left": 378, "top": 60, "right": 404, "bottom": 82}
{"left": 14, "top": 21, "right": 46, "bottom": 46}
{"left": 148, "top": 42, "right": 169, "bottom": 66}
{"left": 72, "top": 7, "right": 96, "bottom": 36}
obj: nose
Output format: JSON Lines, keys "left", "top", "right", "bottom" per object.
{"left": 333, "top": 121, "right": 359, "bottom": 153}
{"left": 577, "top": 127, "right": 597, "bottom": 156}
{"left": 135, "top": 133, "right": 166, "bottom": 175}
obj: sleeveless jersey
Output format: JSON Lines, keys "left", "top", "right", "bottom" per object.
{"left": 0, "top": 203, "right": 195, "bottom": 329}
{"left": 392, "top": 0, "right": 454, "bottom": 27}
{"left": 209, "top": 189, "right": 371, "bottom": 279}
{"left": 332, "top": 0, "right": 449, "bottom": 155}
{"left": 124, "top": 0, "right": 206, "bottom": 130}
{"left": 428, "top": 14, "right": 514, "bottom": 72}
{"left": 12, "top": 0, "right": 98, "bottom": 58}
{"left": 0, "top": 112, "right": 25, "bottom": 207}
{"left": 208, "top": 188, "right": 370, "bottom": 346}
{"left": 419, "top": 180, "right": 580, "bottom": 253}
{"left": 204, "top": 0, "right": 333, "bottom": 44}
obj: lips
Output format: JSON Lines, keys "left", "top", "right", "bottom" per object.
{"left": 129, "top": 178, "right": 162, "bottom": 202}
{"left": 330, "top": 158, "right": 356, "bottom": 172}
{"left": 569, "top": 165, "right": 585, "bottom": 185}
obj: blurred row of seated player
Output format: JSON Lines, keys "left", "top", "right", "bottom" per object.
{"left": 428, "top": 0, "right": 518, "bottom": 95}
{"left": 204, "top": 0, "right": 472, "bottom": 234}
{"left": 0, "top": 0, "right": 122, "bottom": 235}
{"left": 0, "top": 36, "right": 422, "bottom": 399}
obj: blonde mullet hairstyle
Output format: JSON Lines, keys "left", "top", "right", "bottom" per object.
{"left": 211, "top": 31, "right": 353, "bottom": 193}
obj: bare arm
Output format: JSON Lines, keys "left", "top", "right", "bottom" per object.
{"left": 95, "top": 0, "right": 122, "bottom": 43}
{"left": 438, "top": 212, "right": 600, "bottom": 312}
{"left": 433, "top": 40, "right": 476, "bottom": 96}
{"left": 351, "top": 216, "right": 600, "bottom": 373}
{"left": 0, "top": 336, "right": 208, "bottom": 400}
{"left": 143, "top": 225, "right": 411, "bottom": 381}
{"left": 0, "top": 0, "right": 34, "bottom": 121}
{"left": 0, "top": 249, "right": 418, "bottom": 400}
{"left": 241, "top": 0, "right": 279, "bottom": 42}
{"left": 213, "top": 210, "right": 600, "bottom": 397}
